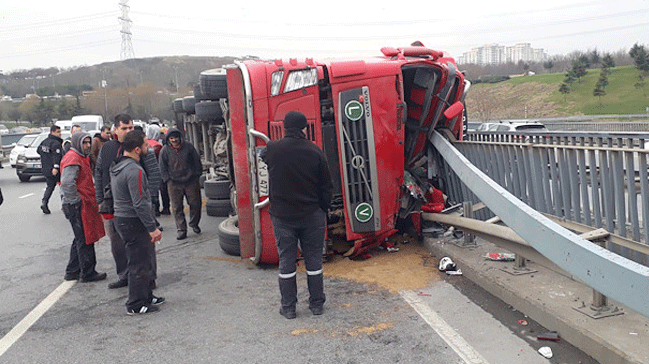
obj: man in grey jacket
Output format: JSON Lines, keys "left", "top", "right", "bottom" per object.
{"left": 111, "top": 129, "right": 164, "bottom": 315}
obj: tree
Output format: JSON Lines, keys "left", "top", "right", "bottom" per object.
{"left": 543, "top": 60, "right": 554, "bottom": 73}
{"left": 589, "top": 49, "right": 600, "bottom": 67}
{"left": 559, "top": 83, "right": 570, "bottom": 101}
{"left": 635, "top": 74, "right": 646, "bottom": 97}
{"left": 571, "top": 59, "right": 588, "bottom": 82}
{"left": 597, "top": 72, "right": 609, "bottom": 89}
{"left": 601, "top": 53, "right": 615, "bottom": 71}
{"left": 629, "top": 43, "right": 649, "bottom": 72}
{"left": 593, "top": 81, "right": 607, "bottom": 105}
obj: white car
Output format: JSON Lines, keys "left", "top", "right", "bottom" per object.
{"left": 9, "top": 134, "right": 39, "bottom": 167}
{"left": 0, "top": 125, "right": 8, "bottom": 135}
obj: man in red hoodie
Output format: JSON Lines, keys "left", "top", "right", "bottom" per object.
{"left": 60, "top": 132, "right": 107, "bottom": 282}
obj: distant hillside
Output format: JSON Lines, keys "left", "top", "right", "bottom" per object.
{"left": 466, "top": 65, "right": 649, "bottom": 121}
{"left": 0, "top": 56, "right": 241, "bottom": 98}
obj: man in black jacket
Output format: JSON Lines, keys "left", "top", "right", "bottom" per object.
{"left": 262, "top": 111, "right": 333, "bottom": 319}
{"left": 159, "top": 128, "right": 202, "bottom": 240}
{"left": 94, "top": 114, "right": 134, "bottom": 289}
{"left": 37, "top": 125, "right": 64, "bottom": 214}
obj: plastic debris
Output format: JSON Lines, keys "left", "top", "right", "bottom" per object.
{"left": 417, "top": 292, "right": 431, "bottom": 296}
{"left": 538, "top": 346, "right": 553, "bottom": 358}
{"left": 438, "top": 257, "right": 457, "bottom": 272}
{"left": 517, "top": 320, "right": 528, "bottom": 326}
{"left": 445, "top": 269, "right": 462, "bottom": 275}
{"left": 485, "top": 253, "right": 516, "bottom": 261}
{"left": 537, "top": 331, "right": 560, "bottom": 341}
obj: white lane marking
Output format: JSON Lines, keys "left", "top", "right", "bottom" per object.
{"left": 401, "top": 290, "right": 490, "bottom": 364}
{"left": 18, "top": 193, "right": 34, "bottom": 199}
{"left": 0, "top": 280, "right": 76, "bottom": 357}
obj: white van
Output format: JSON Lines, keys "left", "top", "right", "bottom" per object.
{"left": 70, "top": 115, "right": 104, "bottom": 133}
{"left": 55, "top": 120, "right": 73, "bottom": 131}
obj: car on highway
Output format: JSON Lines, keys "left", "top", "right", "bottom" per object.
{"left": 9, "top": 133, "right": 39, "bottom": 167}
{"left": 15, "top": 131, "right": 70, "bottom": 182}
{"left": 0, "top": 124, "right": 8, "bottom": 135}
{"left": 477, "top": 120, "right": 548, "bottom": 132}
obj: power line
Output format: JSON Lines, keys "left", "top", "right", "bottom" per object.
{"left": 0, "top": 11, "right": 118, "bottom": 32}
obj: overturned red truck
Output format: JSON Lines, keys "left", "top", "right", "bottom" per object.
{"left": 221, "top": 44, "right": 469, "bottom": 264}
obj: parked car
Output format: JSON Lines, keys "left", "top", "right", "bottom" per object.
{"left": 9, "top": 133, "right": 39, "bottom": 167}
{"left": 0, "top": 125, "right": 8, "bottom": 135}
{"left": 15, "top": 131, "right": 70, "bottom": 182}
{"left": 491, "top": 120, "right": 548, "bottom": 132}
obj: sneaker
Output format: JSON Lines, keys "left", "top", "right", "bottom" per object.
{"left": 310, "top": 306, "right": 324, "bottom": 316}
{"left": 126, "top": 305, "right": 159, "bottom": 316}
{"left": 108, "top": 279, "right": 128, "bottom": 289}
{"left": 64, "top": 273, "right": 79, "bottom": 281}
{"left": 279, "top": 307, "right": 296, "bottom": 319}
{"left": 81, "top": 272, "right": 107, "bottom": 282}
{"left": 177, "top": 231, "right": 187, "bottom": 240}
{"left": 192, "top": 226, "right": 201, "bottom": 234}
{"left": 150, "top": 296, "right": 165, "bottom": 305}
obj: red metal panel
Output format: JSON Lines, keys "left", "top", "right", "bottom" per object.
{"left": 227, "top": 67, "right": 255, "bottom": 259}
{"left": 330, "top": 72, "right": 404, "bottom": 242}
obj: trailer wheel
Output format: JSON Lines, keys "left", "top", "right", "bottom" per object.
{"left": 204, "top": 179, "right": 230, "bottom": 199}
{"left": 182, "top": 96, "right": 196, "bottom": 114}
{"left": 195, "top": 101, "right": 224, "bottom": 123}
{"left": 199, "top": 69, "right": 228, "bottom": 100}
{"left": 218, "top": 215, "right": 240, "bottom": 256}
{"left": 206, "top": 198, "right": 232, "bottom": 217}
{"left": 193, "top": 84, "right": 205, "bottom": 101}
{"left": 172, "top": 98, "right": 184, "bottom": 113}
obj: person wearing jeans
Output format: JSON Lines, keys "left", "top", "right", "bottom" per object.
{"left": 262, "top": 111, "right": 333, "bottom": 319}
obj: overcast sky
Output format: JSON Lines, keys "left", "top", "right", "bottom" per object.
{"left": 1, "top": 0, "right": 648, "bottom": 73}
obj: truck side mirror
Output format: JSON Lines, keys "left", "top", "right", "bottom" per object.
{"left": 443, "top": 101, "right": 464, "bottom": 120}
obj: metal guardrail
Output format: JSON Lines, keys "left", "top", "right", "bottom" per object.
{"left": 430, "top": 130, "right": 649, "bottom": 318}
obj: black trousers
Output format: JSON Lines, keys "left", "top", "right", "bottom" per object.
{"left": 270, "top": 209, "right": 326, "bottom": 311}
{"left": 115, "top": 217, "right": 154, "bottom": 310}
{"left": 160, "top": 180, "right": 170, "bottom": 211}
{"left": 42, "top": 175, "right": 58, "bottom": 206}
{"left": 64, "top": 204, "right": 98, "bottom": 279}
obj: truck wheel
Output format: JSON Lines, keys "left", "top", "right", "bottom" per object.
{"left": 195, "top": 101, "right": 224, "bottom": 123}
{"left": 218, "top": 215, "right": 240, "bottom": 256}
{"left": 193, "top": 84, "right": 205, "bottom": 101}
{"left": 199, "top": 69, "right": 228, "bottom": 100}
{"left": 204, "top": 179, "right": 230, "bottom": 199}
{"left": 172, "top": 98, "right": 184, "bottom": 113}
{"left": 182, "top": 96, "right": 196, "bottom": 115}
{"left": 18, "top": 174, "right": 30, "bottom": 182}
{"left": 206, "top": 198, "right": 232, "bottom": 217}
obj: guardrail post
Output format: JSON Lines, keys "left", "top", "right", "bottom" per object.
{"left": 574, "top": 239, "right": 624, "bottom": 319}
{"left": 462, "top": 201, "right": 475, "bottom": 246}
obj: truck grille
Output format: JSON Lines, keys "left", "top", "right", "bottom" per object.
{"left": 338, "top": 87, "right": 381, "bottom": 233}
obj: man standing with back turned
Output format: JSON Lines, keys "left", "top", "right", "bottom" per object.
{"left": 111, "top": 129, "right": 164, "bottom": 315}
{"left": 262, "top": 111, "right": 333, "bottom": 319}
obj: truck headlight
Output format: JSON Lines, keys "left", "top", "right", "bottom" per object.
{"left": 284, "top": 69, "right": 318, "bottom": 93}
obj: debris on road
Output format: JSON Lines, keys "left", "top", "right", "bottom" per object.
{"left": 485, "top": 252, "right": 516, "bottom": 261}
{"left": 537, "top": 331, "right": 561, "bottom": 341}
{"left": 538, "top": 346, "right": 553, "bottom": 358}
{"left": 517, "top": 319, "right": 528, "bottom": 326}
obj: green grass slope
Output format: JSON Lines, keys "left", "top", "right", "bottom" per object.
{"left": 469, "top": 66, "right": 649, "bottom": 118}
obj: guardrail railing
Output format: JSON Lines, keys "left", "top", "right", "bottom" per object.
{"left": 446, "top": 131, "right": 649, "bottom": 266}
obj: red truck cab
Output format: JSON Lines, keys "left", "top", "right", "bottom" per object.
{"left": 226, "top": 45, "right": 467, "bottom": 264}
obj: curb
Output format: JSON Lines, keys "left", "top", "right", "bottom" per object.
{"left": 424, "top": 236, "right": 649, "bottom": 364}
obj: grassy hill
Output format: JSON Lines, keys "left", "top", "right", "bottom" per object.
{"left": 466, "top": 66, "right": 649, "bottom": 120}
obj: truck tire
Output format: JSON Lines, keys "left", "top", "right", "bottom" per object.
{"left": 195, "top": 101, "right": 224, "bottom": 123}
{"left": 218, "top": 215, "right": 240, "bottom": 256}
{"left": 206, "top": 198, "right": 232, "bottom": 217}
{"left": 193, "top": 84, "right": 205, "bottom": 101}
{"left": 182, "top": 96, "right": 196, "bottom": 115}
{"left": 204, "top": 179, "right": 230, "bottom": 199}
{"left": 172, "top": 98, "right": 184, "bottom": 113}
{"left": 199, "top": 69, "right": 228, "bottom": 100}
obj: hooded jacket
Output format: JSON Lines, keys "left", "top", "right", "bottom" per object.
{"left": 110, "top": 155, "right": 157, "bottom": 233}
{"left": 262, "top": 127, "right": 333, "bottom": 220}
{"left": 159, "top": 128, "right": 202, "bottom": 184}
{"left": 146, "top": 124, "right": 163, "bottom": 157}
{"left": 60, "top": 132, "right": 106, "bottom": 245}
{"left": 37, "top": 133, "right": 63, "bottom": 178}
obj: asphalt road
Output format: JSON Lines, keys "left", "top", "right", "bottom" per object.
{"left": 0, "top": 165, "right": 598, "bottom": 363}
